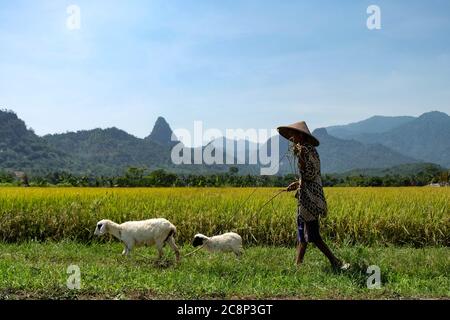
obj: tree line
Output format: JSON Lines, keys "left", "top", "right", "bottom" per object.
{"left": 1, "top": 166, "right": 449, "bottom": 187}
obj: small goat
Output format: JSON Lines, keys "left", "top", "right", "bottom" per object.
{"left": 192, "top": 232, "right": 243, "bottom": 257}
{"left": 94, "top": 218, "right": 180, "bottom": 262}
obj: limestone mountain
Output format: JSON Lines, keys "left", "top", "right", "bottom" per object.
{"left": 146, "top": 116, "right": 179, "bottom": 146}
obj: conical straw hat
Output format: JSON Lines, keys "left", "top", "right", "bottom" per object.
{"left": 277, "top": 121, "right": 320, "bottom": 146}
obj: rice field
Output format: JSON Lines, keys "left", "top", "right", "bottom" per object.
{"left": 0, "top": 187, "right": 448, "bottom": 247}
{"left": 0, "top": 187, "right": 449, "bottom": 299}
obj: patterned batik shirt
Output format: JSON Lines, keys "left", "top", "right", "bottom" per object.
{"left": 294, "top": 143, "right": 328, "bottom": 222}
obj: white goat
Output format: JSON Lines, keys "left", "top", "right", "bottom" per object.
{"left": 192, "top": 232, "right": 243, "bottom": 257}
{"left": 94, "top": 218, "right": 180, "bottom": 262}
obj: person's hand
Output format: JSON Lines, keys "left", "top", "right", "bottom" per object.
{"left": 286, "top": 181, "right": 300, "bottom": 192}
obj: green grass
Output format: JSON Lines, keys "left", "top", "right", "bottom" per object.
{"left": 0, "top": 242, "right": 448, "bottom": 300}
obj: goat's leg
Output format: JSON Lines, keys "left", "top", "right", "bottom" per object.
{"left": 122, "top": 245, "right": 131, "bottom": 256}
{"left": 122, "top": 241, "right": 134, "bottom": 256}
{"left": 233, "top": 247, "right": 243, "bottom": 258}
{"left": 156, "top": 242, "right": 164, "bottom": 261}
{"left": 167, "top": 236, "right": 181, "bottom": 262}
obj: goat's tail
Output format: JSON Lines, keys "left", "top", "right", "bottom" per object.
{"left": 164, "top": 225, "right": 177, "bottom": 242}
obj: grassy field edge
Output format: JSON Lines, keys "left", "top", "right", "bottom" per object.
{"left": 0, "top": 241, "right": 448, "bottom": 300}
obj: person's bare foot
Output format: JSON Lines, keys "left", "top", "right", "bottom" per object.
{"left": 332, "top": 260, "right": 350, "bottom": 270}
{"left": 340, "top": 262, "right": 350, "bottom": 270}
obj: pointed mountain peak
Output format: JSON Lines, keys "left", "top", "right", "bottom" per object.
{"left": 154, "top": 116, "right": 170, "bottom": 127}
{"left": 146, "top": 116, "right": 178, "bottom": 146}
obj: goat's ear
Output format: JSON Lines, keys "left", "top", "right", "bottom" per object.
{"left": 100, "top": 223, "right": 107, "bottom": 234}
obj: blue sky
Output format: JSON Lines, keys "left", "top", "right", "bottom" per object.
{"left": 1, "top": 0, "right": 449, "bottom": 140}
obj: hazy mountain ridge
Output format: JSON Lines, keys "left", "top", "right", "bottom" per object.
{"left": 326, "top": 111, "right": 450, "bottom": 167}
{"left": 313, "top": 128, "right": 419, "bottom": 173}
{"left": 1, "top": 109, "right": 449, "bottom": 175}
{"left": 257, "top": 127, "right": 420, "bottom": 174}
{"left": 327, "top": 115, "right": 415, "bottom": 139}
